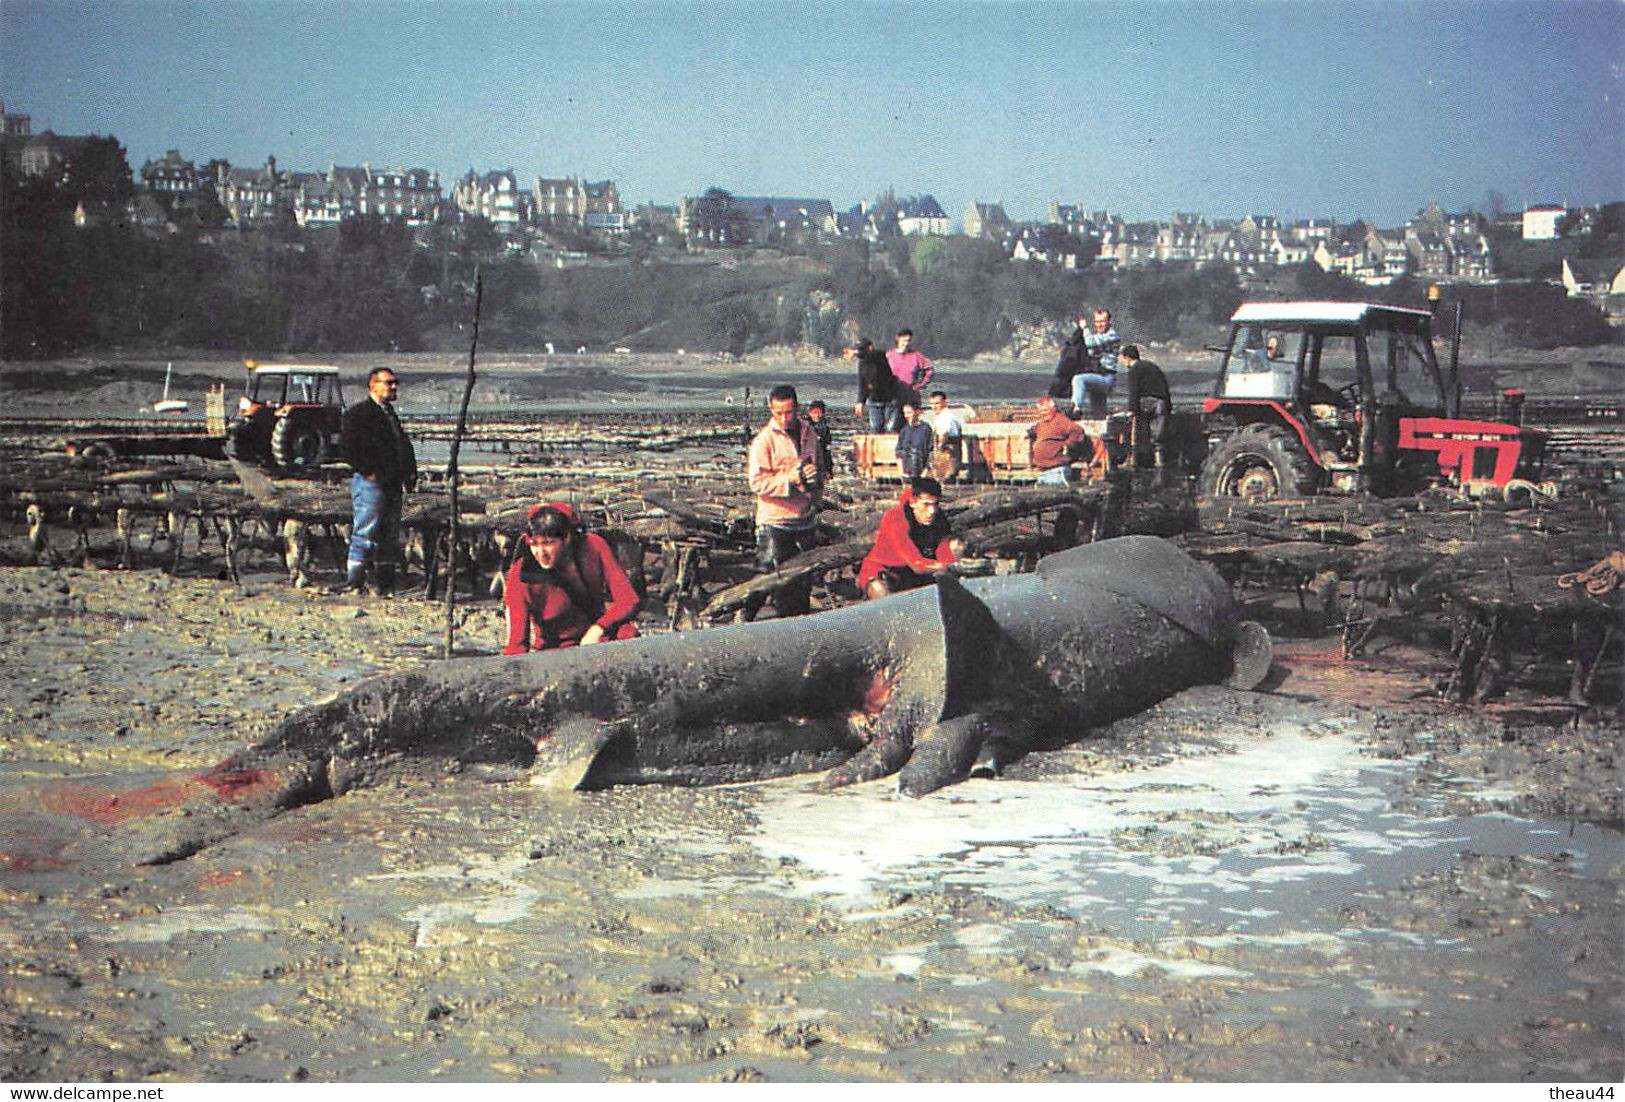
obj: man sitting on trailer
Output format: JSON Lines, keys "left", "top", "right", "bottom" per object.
{"left": 1027, "top": 394, "right": 1089, "bottom": 486}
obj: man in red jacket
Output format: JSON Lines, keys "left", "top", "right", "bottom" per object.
{"left": 503, "top": 503, "right": 641, "bottom": 654}
{"left": 857, "top": 477, "right": 964, "bottom": 600}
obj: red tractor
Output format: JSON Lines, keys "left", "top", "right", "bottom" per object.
{"left": 223, "top": 362, "right": 346, "bottom": 472}
{"left": 1198, "top": 301, "right": 1546, "bottom": 500}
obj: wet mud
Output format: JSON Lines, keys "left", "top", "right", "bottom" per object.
{"left": 0, "top": 565, "right": 1619, "bottom": 1083}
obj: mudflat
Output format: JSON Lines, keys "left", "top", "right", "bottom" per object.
{"left": 0, "top": 351, "right": 1620, "bottom": 1083}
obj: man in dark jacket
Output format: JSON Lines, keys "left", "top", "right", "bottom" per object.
{"left": 848, "top": 338, "right": 900, "bottom": 432}
{"left": 340, "top": 367, "right": 417, "bottom": 595}
{"left": 894, "top": 399, "right": 936, "bottom": 480}
{"left": 1119, "top": 344, "right": 1171, "bottom": 468}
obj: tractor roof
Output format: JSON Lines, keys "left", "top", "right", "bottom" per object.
{"left": 244, "top": 362, "right": 341, "bottom": 376}
{"left": 1231, "top": 301, "right": 1434, "bottom": 328}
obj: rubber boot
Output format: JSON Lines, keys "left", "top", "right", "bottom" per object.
{"left": 374, "top": 563, "right": 396, "bottom": 600}
{"left": 969, "top": 739, "right": 1007, "bottom": 780}
{"left": 342, "top": 561, "right": 367, "bottom": 594}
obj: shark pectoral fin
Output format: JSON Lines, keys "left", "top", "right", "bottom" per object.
{"left": 1225, "top": 620, "right": 1273, "bottom": 690}
{"left": 529, "top": 717, "right": 626, "bottom": 791}
{"left": 897, "top": 714, "right": 995, "bottom": 797}
{"left": 813, "top": 734, "right": 913, "bottom": 792}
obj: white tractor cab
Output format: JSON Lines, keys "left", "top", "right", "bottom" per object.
{"left": 1200, "top": 300, "right": 1545, "bottom": 499}
{"left": 223, "top": 362, "right": 346, "bottom": 472}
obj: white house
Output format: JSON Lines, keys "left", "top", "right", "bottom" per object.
{"left": 1521, "top": 204, "right": 1566, "bottom": 240}
{"left": 1561, "top": 256, "right": 1625, "bottom": 297}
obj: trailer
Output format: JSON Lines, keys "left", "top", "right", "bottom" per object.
{"left": 854, "top": 414, "right": 1111, "bottom": 483}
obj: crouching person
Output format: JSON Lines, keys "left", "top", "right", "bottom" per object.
{"left": 857, "top": 477, "right": 964, "bottom": 600}
{"left": 504, "top": 503, "right": 640, "bottom": 654}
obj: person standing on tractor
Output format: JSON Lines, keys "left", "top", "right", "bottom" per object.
{"left": 1073, "top": 308, "right": 1121, "bottom": 417}
{"left": 503, "top": 502, "right": 641, "bottom": 653}
{"left": 1118, "top": 344, "right": 1171, "bottom": 468}
{"left": 340, "top": 367, "right": 417, "bottom": 597}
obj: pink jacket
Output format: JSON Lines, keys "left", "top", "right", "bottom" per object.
{"left": 748, "top": 417, "right": 819, "bottom": 527}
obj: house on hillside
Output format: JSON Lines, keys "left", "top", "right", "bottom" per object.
{"left": 534, "top": 176, "right": 623, "bottom": 231}
{"left": 729, "top": 196, "right": 837, "bottom": 242}
{"left": 1011, "top": 226, "right": 1080, "bottom": 268}
{"left": 836, "top": 203, "right": 871, "bottom": 239}
{"left": 1404, "top": 229, "right": 1453, "bottom": 280}
{"left": 17, "top": 130, "right": 95, "bottom": 179}
{"left": 1155, "top": 213, "right": 1205, "bottom": 262}
{"left": 140, "top": 150, "right": 200, "bottom": 203}
{"left": 1269, "top": 236, "right": 1312, "bottom": 268}
{"left": 121, "top": 192, "right": 175, "bottom": 234}
{"left": 1314, "top": 239, "right": 1365, "bottom": 279}
{"left": 296, "top": 164, "right": 440, "bottom": 227}
{"left": 1292, "top": 218, "right": 1337, "bottom": 244}
{"left": 1212, "top": 230, "right": 1272, "bottom": 275}
{"left": 1412, "top": 201, "right": 1484, "bottom": 241}
{"left": 219, "top": 157, "right": 296, "bottom": 225}
{"left": 1236, "top": 214, "right": 1282, "bottom": 249}
{"left": 1047, "top": 202, "right": 1095, "bottom": 237}
{"left": 1363, "top": 229, "right": 1410, "bottom": 283}
{"left": 1522, "top": 204, "right": 1566, "bottom": 240}
{"left": 452, "top": 169, "right": 529, "bottom": 232}
{"left": 897, "top": 195, "right": 949, "bottom": 236}
{"left": 1449, "top": 234, "right": 1495, "bottom": 281}
{"left": 1562, "top": 256, "right": 1625, "bottom": 298}
{"left": 963, "top": 200, "right": 1013, "bottom": 241}
{"left": 0, "top": 97, "right": 32, "bottom": 175}
{"left": 1100, "top": 221, "right": 1155, "bottom": 268}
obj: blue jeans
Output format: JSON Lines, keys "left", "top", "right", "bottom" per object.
{"left": 864, "top": 399, "right": 900, "bottom": 433}
{"left": 348, "top": 473, "right": 402, "bottom": 569}
{"left": 1036, "top": 465, "right": 1071, "bottom": 486}
{"left": 1071, "top": 372, "right": 1115, "bottom": 417}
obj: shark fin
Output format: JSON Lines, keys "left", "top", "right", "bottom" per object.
{"left": 529, "top": 717, "right": 625, "bottom": 791}
{"left": 897, "top": 713, "right": 993, "bottom": 797}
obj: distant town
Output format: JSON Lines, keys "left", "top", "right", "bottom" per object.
{"left": 5, "top": 94, "right": 1621, "bottom": 311}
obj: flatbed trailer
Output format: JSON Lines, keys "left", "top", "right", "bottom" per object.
{"left": 854, "top": 417, "right": 1113, "bottom": 483}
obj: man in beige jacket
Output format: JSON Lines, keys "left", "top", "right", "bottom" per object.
{"left": 747, "top": 384, "right": 822, "bottom": 614}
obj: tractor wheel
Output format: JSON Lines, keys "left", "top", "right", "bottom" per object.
{"left": 271, "top": 416, "right": 329, "bottom": 471}
{"left": 1199, "top": 425, "right": 1319, "bottom": 501}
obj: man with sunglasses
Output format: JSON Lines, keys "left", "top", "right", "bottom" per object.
{"left": 340, "top": 367, "right": 417, "bottom": 596}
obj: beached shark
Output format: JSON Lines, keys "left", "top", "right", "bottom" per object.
{"left": 99, "top": 535, "right": 1269, "bottom": 864}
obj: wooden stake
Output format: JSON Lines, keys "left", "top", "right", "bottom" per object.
{"left": 443, "top": 269, "right": 483, "bottom": 659}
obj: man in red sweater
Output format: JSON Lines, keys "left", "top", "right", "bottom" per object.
{"left": 857, "top": 477, "right": 964, "bottom": 600}
{"left": 1027, "top": 394, "right": 1089, "bottom": 486}
{"left": 503, "top": 503, "right": 641, "bottom": 654}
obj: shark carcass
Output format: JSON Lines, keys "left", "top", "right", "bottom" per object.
{"left": 132, "top": 535, "right": 1271, "bottom": 863}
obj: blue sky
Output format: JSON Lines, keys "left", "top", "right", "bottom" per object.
{"left": 3, "top": 0, "right": 1621, "bottom": 227}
